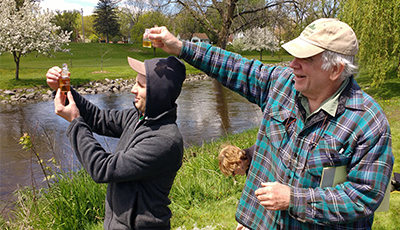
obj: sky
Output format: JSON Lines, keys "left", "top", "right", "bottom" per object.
{"left": 40, "top": 0, "right": 98, "bottom": 16}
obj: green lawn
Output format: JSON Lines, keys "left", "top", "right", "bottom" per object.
{"left": 0, "top": 43, "right": 167, "bottom": 90}
{"left": 0, "top": 42, "right": 294, "bottom": 90}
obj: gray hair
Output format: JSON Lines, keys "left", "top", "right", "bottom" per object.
{"left": 321, "top": 50, "right": 358, "bottom": 81}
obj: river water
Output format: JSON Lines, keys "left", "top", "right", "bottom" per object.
{"left": 0, "top": 79, "right": 262, "bottom": 213}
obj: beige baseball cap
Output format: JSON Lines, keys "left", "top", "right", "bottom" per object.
{"left": 127, "top": 57, "right": 146, "bottom": 75}
{"left": 282, "top": 18, "right": 359, "bottom": 58}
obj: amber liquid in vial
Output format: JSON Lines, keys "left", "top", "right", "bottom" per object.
{"left": 60, "top": 78, "right": 70, "bottom": 92}
{"left": 60, "top": 63, "right": 70, "bottom": 92}
{"left": 143, "top": 40, "right": 151, "bottom": 48}
{"left": 143, "top": 29, "right": 152, "bottom": 48}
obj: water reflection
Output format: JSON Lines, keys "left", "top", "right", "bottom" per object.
{"left": 0, "top": 79, "right": 262, "bottom": 212}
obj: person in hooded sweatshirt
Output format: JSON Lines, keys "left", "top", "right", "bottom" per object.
{"left": 45, "top": 55, "right": 186, "bottom": 229}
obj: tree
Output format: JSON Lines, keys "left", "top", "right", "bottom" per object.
{"left": 339, "top": 0, "right": 400, "bottom": 87}
{"left": 93, "top": 0, "right": 121, "bottom": 43}
{"left": 171, "top": 0, "right": 298, "bottom": 49}
{"left": 130, "top": 11, "right": 171, "bottom": 56}
{"left": 15, "top": 0, "right": 40, "bottom": 9}
{"left": 231, "top": 33, "right": 246, "bottom": 53}
{"left": 99, "top": 45, "right": 112, "bottom": 72}
{"left": 76, "top": 15, "right": 101, "bottom": 43}
{"left": 234, "top": 27, "right": 279, "bottom": 61}
{"left": 118, "top": 0, "right": 150, "bottom": 43}
{"left": 52, "top": 10, "right": 80, "bottom": 42}
{"left": 0, "top": 0, "right": 71, "bottom": 80}
{"left": 117, "top": 9, "right": 134, "bottom": 42}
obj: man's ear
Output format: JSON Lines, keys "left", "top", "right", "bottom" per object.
{"left": 330, "top": 62, "right": 345, "bottom": 81}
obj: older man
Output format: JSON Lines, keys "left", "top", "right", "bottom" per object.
{"left": 148, "top": 18, "right": 393, "bottom": 229}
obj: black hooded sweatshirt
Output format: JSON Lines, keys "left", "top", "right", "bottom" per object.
{"left": 66, "top": 56, "right": 186, "bottom": 229}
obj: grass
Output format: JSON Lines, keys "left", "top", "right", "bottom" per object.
{"left": 2, "top": 123, "right": 400, "bottom": 229}
{"left": 169, "top": 128, "right": 257, "bottom": 229}
{"left": 0, "top": 43, "right": 166, "bottom": 90}
{"left": 1, "top": 42, "right": 400, "bottom": 229}
{"left": 0, "top": 128, "right": 257, "bottom": 230}
{"left": 0, "top": 42, "right": 293, "bottom": 91}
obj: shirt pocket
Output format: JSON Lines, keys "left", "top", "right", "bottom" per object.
{"left": 262, "top": 104, "right": 294, "bottom": 149}
{"left": 307, "top": 134, "right": 352, "bottom": 179}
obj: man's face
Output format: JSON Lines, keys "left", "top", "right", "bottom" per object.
{"left": 131, "top": 74, "right": 146, "bottom": 114}
{"left": 289, "top": 53, "right": 334, "bottom": 100}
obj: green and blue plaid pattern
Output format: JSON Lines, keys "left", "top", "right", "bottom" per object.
{"left": 179, "top": 41, "right": 393, "bottom": 229}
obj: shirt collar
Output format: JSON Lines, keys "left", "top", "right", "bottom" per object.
{"left": 299, "top": 77, "right": 350, "bottom": 120}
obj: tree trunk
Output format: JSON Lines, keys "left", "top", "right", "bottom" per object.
{"left": 217, "top": 28, "right": 229, "bottom": 49}
{"left": 259, "top": 50, "right": 263, "bottom": 61}
{"left": 13, "top": 51, "right": 21, "bottom": 80}
{"left": 216, "top": 0, "right": 237, "bottom": 49}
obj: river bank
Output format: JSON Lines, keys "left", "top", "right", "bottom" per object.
{"left": 0, "top": 61, "right": 291, "bottom": 105}
{"left": 0, "top": 73, "right": 212, "bottom": 105}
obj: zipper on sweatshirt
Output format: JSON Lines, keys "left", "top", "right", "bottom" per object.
{"left": 134, "top": 116, "right": 147, "bottom": 131}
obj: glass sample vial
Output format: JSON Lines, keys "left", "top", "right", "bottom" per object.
{"left": 59, "top": 63, "right": 70, "bottom": 92}
{"left": 142, "top": 29, "right": 152, "bottom": 48}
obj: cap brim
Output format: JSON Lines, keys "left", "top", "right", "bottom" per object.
{"left": 282, "top": 37, "right": 324, "bottom": 58}
{"left": 127, "top": 57, "right": 146, "bottom": 75}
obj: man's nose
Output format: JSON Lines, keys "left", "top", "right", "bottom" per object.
{"left": 289, "top": 58, "right": 299, "bottom": 69}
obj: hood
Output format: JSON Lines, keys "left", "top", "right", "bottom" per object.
{"left": 144, "top": 56, "right": 186, "bottom": 118}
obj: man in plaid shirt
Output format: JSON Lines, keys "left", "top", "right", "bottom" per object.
{"left": 149, "top": 18, "right": 394, "bottom": 229}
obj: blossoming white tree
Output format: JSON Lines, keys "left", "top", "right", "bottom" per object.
{"left": 233, "top": 27, "right": 279, "bottom": 61}
{"left": 0, "top": 0, "right": 72, "bottom": 80}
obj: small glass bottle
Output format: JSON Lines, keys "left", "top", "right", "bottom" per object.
{"left": 142, "top": 29, "right": 152, "bottom": 48}
{"left": 59, "top": 63, "right": 70, "bottom": 92}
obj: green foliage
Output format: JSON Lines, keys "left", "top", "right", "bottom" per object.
{"left": 93, "top": 0, "right": 120, "bottom": 43}
{"left": 130, "top": 22, "right": 146, "bottom": 44}
{"left": 174, "top": 10, "right": 203, "bottom": 40}
{"left": 76, "top": 15, "right": 99, "bottom": 43}
{"left": 89, "top": 34, "right": 100, "bottom": 43}
{"left": 373, "top": 97, "right": 400, "bottom": 229}
{"left": 45, "top": 170, "right": 107, "bottom": 229}
{"left": 116, "top": 10, "right": 132, "bottom": 42}
{"left": 19, "top": 133, "right": 53, "bottom": 188}
{"left": 0, "top": 170, "right": 107, "bottom": 230}
{"left": 170, "top": 128, "right": 257, "bottom": 229}
{"left": 129, "top": 11, "right": 171, "bottom": 44}
{"left": 111, "top": 35, "right": 121, "bottom": 43}
{"left": 52, "top": 10, "right": 80, "bottom": 42}
{"left": 0, "top": 128, "right": 106, "bottom": 229}
{"left": 339, "top": 0, "right": 400, "bottom": 87}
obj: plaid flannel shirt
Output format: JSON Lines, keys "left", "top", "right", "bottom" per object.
{"left": 179, "top": 41, "right": 394, "bottom": 229}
